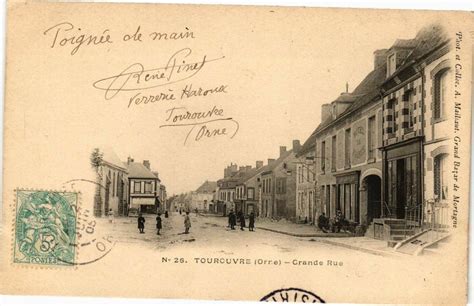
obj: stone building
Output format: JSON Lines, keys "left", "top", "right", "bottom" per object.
{"left": 94, "top": 148, "right": 128, "bottom": 217}
{"left": 234, "top": 161, "right": 264, "bottom": 216}
{"left": 191, "top": 180, "right": 217, "bottom": 212}
{"left": 380, "top": 24, "right": 452, "bottom": 236}
{"left": 295, "top": 132, "right": 317, "bottom": 223}
{"left": 260, "top": 141, "right": 300, "bottom": 220}
{"left": 314, "top": 52, "right": 385, "bottom": 227}
{"left": 127, "top": 159, "right": 160, "bottom": 214}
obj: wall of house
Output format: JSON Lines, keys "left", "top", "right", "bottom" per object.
{"left": 296, "top": 149, "right": 316, "bottom": 222}
{"left": 315, "top": 101, "right": 383, "bottom": 223}
{"left": 129, "top": 178, "right": 158, "bottom": 208}
{"left": 423, "top": 52, "right": 452, "bottom": 226}
{"left": 98, "top": 164, "right": 128, "bottom": 216}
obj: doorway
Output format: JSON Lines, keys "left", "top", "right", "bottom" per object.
{"left": 366, "top": 175, "right": 381, "bottom": 224}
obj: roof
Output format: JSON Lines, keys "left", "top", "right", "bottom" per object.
{"left": 196, "top": 181, "right": 217, "bottom": 193}
{"left": 101, "top": 147, "right": 127, "bottom": 171}
{"left": 297, "top": 128, "right": 317, "bottom": 157}
{"left": 127, "top": 162, "right": 158, "bottom": 179}
{"left": 312, "top": 62, "right": 387, "bottom": 136}
{"left": 261, "top": 150, "right": 293, "bottom": 175}
{"left": 386, "top": 23, "right": 449, "bottom": 83}
{"left": 236, "top": 165, "right": 268, "bottom": 185}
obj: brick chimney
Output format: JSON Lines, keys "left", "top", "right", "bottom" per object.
{"left": 374, "top": 49, "right": 388, "bottom": 69}
{"left": 143, "top": 160, "right": 150, "bottom": 170}
{"left": 127, "top": 156, "right": 134, "bottom": 165}
{"left": 268, "top": 158, "right": 276, "bottom": 166}
{"left": 279, "top": 146, "right": 287, "bottom": 157}
{"left": 256, "top": 160, "right": 264, "bottom": 169}
{"left": 292, "top": 139, "right": 301, "bottom": 154}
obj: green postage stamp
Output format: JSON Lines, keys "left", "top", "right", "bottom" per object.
{"left": 13, "top": 189, "right": 78, "bottom": 266}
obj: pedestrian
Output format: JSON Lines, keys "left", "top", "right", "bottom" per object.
{"left": 184, "top": 211, "right": 191, "bottom": 234}
{"left": 179, "top": 208, "right": 182, "bottom": 215}
{"left": 156, "top": 213, "right": 162, "bottom": 235}
{"left": 229, "top": 210, "right": 236, "bottom": 230}
{"left": 239, "top": 211, "right": 246, "bottom": 231}
{"left": 248, "top": 212, "right": 255, "bottom": 231}
{"left": 317, "top": 212, "right": 328, "bottom": 233}
{"left": 108, "top": 208, "right": 114, "bottom": 224}
{"left": 137, "top": 213, "right": 145, "bottom": 234}
{"left": 164, "top": 210, "right": 169, "bottom": 218}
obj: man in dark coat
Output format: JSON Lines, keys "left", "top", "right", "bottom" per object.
{"left": 239, "top": 211, "right": 246, "bottom": 231}
{"left": 164, "top": 210, "right": 169, "bottom": 218}
{"left": 137, "top": 213, "right": 145, "bottom": 234}
{"left": 317, "top": 212, "right": 328, "bottom": 233}
{"left": 248, "top": 212, "right": 255, "bottom": 231}
{"left": 229, "top": 210, "right": 236, "bottom": 230}
{"left": 156, "top": 213, "right": 162, "bottom": 235}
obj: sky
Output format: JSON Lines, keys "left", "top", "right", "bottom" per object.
{"left": 101, "top": 7, "right": 426, "bottom": 195}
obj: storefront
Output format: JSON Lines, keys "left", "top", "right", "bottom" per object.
{"left": 382, "top": 137, "right": 423, "bottom": 222}
{"left": 335, "top": 171, "right": 360, "bottom": 223}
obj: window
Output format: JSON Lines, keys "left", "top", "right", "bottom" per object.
{"left": 144, "top": 182, "right": 153, "bottom": 193}
{"left": 387, "top": 53, "right": 396, "bottom": 76}
{"left": 247, "top": 188, "right": 255, "bottom": 200}
{"left": 408, "top": 92, "right": 414, "bottom": 128}
{"left": 434, "top": 154, "right": 448, "bottom": 201}
{"left": 368, "top": 116, "right": 376, "bottom": 159}
{"left": 345, "top": 128, "right": 351, "bottom": 168}
{"left": 112, "top": 172, "right": 116, "bottom": 197}
{"left": 434, "top": 69, "right": 449, "bottom": 120}
{"left": 134, "top": 181, "right": 141, "bottom": 193}
{"left": 331, "top": 135, "right": 337, "bottom": 171}
{"left": 321, "top": 141, "right": 326, "bottom": 172}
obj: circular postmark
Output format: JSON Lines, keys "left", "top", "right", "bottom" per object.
{"left": 260, "top": 288, "right": 325, "bottom": 303}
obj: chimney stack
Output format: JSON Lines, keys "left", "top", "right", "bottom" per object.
{"left": 256, "top": 160, "right": 264, "bottom": 169}
{"left": 127, "top": 156, "right": 134, "bottom": 165}
{"left": 373, "top": 49, "right": 388, "bottom": 69}
{"left": 143, "top": 160, "right": 150, "bottom": 170}
{"left": 293, "top": 140, "right": 301, "bottom": 154}
{"left": 268, "top": 158, "right": 276, "bottom": 166}
{"left": 279, "top": 146, "right": 287, "bottom": 157}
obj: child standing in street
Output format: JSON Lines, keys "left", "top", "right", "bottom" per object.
{"left": 138, "top": 213, "right": 145, "bottom": 234}
{"left": 184, "top": 211, "right": 191, "bottom": 234}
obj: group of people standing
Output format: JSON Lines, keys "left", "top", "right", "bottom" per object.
{"left": 228, "top": 210, "right": 255, "bottom": 231}
{"left": 138, "top": 210, "right": 191, "bottom": 235}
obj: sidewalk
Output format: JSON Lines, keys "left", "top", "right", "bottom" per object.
{"left": 255, "top": 218, "right": 351, "bottom": 238}
{"left": 254, "top": 218, "right": 403, "bottom": 257}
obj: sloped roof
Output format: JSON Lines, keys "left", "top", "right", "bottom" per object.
{"left": 261, "top": 150, "right": 293, "bottom": 175}
{"left": 101, "top": 147, "right": 127, "bottom": 171}
{"left": 313, "top": 62, "right": 387, "bottom": 136}
{"left": 127, "top": 162, "right": 158, "bottom": 179}
{"left": 297, "top": 128, "right": 318, "bottom": 157}
{"left": 387, "top": 23, "right": 449, "bottom": 82}
{"left": 236, "top": 165, "right": 268, "bottom": 185}
{"left": 196, "top": 181, "right": 217, "bottom": 193}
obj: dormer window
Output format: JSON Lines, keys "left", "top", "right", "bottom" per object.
{"left": 387, "top": 53, "right": 396, "bottom": 77}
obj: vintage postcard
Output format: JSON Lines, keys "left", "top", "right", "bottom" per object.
{"left": 0, "top": 1, "right": 473, "bottom": 304}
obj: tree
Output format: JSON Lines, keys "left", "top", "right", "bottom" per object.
{"left": 90, "top": 148, "right": 104, "bottom": 217}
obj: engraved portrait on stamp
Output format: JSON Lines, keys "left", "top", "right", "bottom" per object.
{"left": 13, "top": 190, "right": 78, "bottom": 266}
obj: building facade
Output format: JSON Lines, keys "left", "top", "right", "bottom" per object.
{"left": 380, "top": 25, "right": 451, "bottom": 230}
{"left": 260, "top": 141, "right": 300, "bottom": 220}
{"left": 191, "top": 181, "right": 217, "bottom": 212}
{"left": 95, "top": 148, "right": 128, "bottom": 217}
{"left": 314, "top": 54, "right": 385, "bottom": 228}
{"left": 127, "top": 159, "right": 160, "bottom": 214}
{"left": 295, "top": 134, "right": 317, "bottom": 223}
